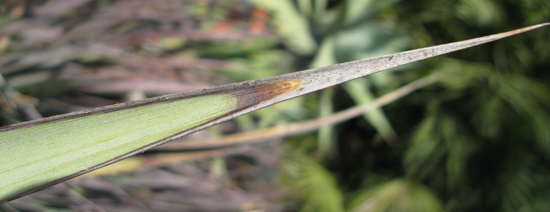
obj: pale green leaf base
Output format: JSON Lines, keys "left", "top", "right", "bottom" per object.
{"left": 0, "top": 94, "right": 237, "bottom": 200}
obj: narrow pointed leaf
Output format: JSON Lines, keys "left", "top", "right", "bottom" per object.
{"left": 0, "top": 23, "right": 548, "bottom": 203}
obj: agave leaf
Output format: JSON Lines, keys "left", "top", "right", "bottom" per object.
{"left": 0, "top": 23, "right": 547, "bottom": 203}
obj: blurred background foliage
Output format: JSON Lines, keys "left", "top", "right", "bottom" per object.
{"left": 0, "top": 0, "right": 549, "bottom": 211}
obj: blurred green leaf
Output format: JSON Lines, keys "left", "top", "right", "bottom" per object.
{"left": 343, "top": 79, "right": 397, "bottom": 141}
{"left": 348, "top": 179, "right": 446, "bottom": 212}
{"left": 281, "top": 150, "right": 344, "bottom": 212}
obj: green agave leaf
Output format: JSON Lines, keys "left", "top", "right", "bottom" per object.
{"left": 0, "top": 23, "right": 547, "bottom": 203}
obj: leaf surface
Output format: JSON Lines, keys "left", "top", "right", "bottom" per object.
{"left": 0, "top": 23, "right": 547, "bottom": 203}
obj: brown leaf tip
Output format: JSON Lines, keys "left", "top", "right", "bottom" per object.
{"left": 236, "top": 79, "right": 302, "bottom": 109}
